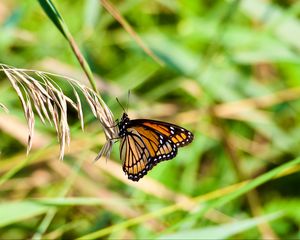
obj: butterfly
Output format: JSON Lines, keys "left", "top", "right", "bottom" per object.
{"left": 118, "top": 112, "right": 194, "bottom": 181}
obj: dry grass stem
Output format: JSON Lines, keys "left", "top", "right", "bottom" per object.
{"left": 100, "top": 0, "right": 163, "bottom": 66}
{"left": 214, "top": 86, "right": 300, "bottom": 118}
{"left": 0, "top": 64, "right": 117, "bottom": 160}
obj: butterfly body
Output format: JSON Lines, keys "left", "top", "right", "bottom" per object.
{"left": 118, "top": 113, "right": 194, "bottom": 182}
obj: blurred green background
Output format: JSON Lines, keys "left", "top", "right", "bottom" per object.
{"left": 1, "top": 0, "right": 300, "bottom": 239}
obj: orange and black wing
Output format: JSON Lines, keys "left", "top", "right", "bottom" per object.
{"left": 120, "top": 128, "right": 151, "bottom": 181}
{"left": 120, "top": 120, "right": 193, "bottom": 181}
{"left": 120, "top": 127, "right": 178, "bottom": 181}
{"left": 131, "top": 119, "right": 194, "bottom": 147}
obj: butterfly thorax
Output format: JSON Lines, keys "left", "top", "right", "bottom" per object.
{"left": 118, "top": 113, "right": 130, "bottom": 138}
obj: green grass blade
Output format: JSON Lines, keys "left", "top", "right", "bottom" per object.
{"left": 76, "top": 156, "right": 300, "bottom": 239}
{"left": 37, "top": 0, "right": 98, "bottom": 93}
{"left": 33, "top": 157, "right": 85, "bottom": 240}
{"left": 37, "top": 0, "right": 66, "bottom": 38}
{"left": 158, "top": 212, "right": 283, "bottom": 240}
{"left": 0, "top": 201, "right": 51, "bottom": 227}
{"left": 211, "top": 157, "right": 300, "bottom": 209}
{"left": 31, "top": 197, "right": 131, "bottom": 206}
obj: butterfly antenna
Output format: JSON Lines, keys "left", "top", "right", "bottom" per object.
{"left": 126, "top": 90, "right": 131, "bottom": 112}
{"left": 116, "top": 97, "right": 126, "bottom": 113}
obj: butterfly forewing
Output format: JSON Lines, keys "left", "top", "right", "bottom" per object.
{"left": 131, "top": 119, "right": 194, "bottom": 147}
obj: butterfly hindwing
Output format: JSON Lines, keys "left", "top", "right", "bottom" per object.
{"left": 120, "top": 127, "right": 178, "bottom": 181}
{"left": 120, "top": 129, "right": 149, "bottom": 181}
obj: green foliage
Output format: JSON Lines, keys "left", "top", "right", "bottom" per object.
{"left": 1, "top": 0, "right": 300, "bottom": 239}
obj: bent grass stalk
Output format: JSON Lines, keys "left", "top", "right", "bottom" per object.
{"left": 0, "top": 64, "right": 117, "bottom": 160}
{"left": 37, "top": 0, "right": 118, "bottom": 161}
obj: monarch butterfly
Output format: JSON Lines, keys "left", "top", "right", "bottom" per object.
{"left": 118, "top": 112, "right": 194, "bottom": 181}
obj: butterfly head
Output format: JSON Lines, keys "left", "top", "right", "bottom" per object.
{"left": 118, "top": 112, "right": 130, "bottom": 137}
{"left": 121, "top": 112, "right": 129, "bottom": 121}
